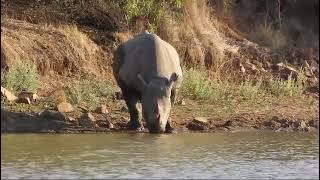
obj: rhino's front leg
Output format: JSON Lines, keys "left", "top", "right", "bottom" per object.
{"left": 165, "top": 118, "right": 175, "bottom": 133}
{"left": 123, "top": 93, "right": 144, "bottom": 131}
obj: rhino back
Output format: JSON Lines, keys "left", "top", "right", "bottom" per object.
{"left": 118, "top": 33, "right": 182, "bottom": 90}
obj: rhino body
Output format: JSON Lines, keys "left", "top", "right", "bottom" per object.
{"left": 113, "top": 31, "right": 182, "bottom": 133}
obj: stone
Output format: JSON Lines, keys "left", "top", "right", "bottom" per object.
{"left": 57, "top": 101, "right": 74, "bottom": 113}
{"left": 2, "top": 109, "right": 67, "bottom": 132}
{"left": 1, "top": 86, "right": 17, "bottom": 102}
{"left": 78, "top": 101, "right": 89, "bottom": 112}
{"left": 306, "top": 127, "right": 318, "bottom": 132}
{"left": 39, "top": 110, "right": 66, "bottom": 122}
{"left": 66, "top": 116, "right": 78, "bottom": 126}
{"left": 178, "top": 99, "right": 186, "bottom": 105}
{"left": 79, "top": 113, "right": 96, "bottom": 128}
{"left": 193, "top": 117, "right": 208, "bottom": 124}
{"left": 96, "top": 119, "right": 114, "bottom": 129}
{"left": 300, "top": 121, "right": 308, "bottom": 129}
{"left": 308, "top": 119, "right": 319, "bottom": 129}
{"left": 186, "top": 117, "right": 209, "bottom": 131}
{"left": 17, "top": 91, "right": 38, "bottom": 103}
{"left": 295, "top": 121, "right": 308, "bottom": 131}
{"left": 96, "top": 105, "right": 109, "bottom": 114}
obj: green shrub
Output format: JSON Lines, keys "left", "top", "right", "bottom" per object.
{"left": 66, "top": 77, "right": 115, "bottom": 108}
{"left": 123, "top": 0, "right": 184, "bottom": 32}
{"left": 181, "top": 68, "right": 227, "bottom": 101}
{"left": 266, "top": 74, "right": 306, "bottom": 97}
{"left": 1, "top": 60, "right": 39, "bottom": 93}
{"left": 239, "top": 79, "right": 264, "bottom": 100}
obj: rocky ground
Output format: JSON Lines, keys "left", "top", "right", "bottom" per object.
{"left": 1, "top": 86, "right": 319, "bottom": 134}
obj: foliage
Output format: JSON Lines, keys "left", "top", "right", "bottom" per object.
{"left": 1, "top": 59, "right": 39, "bottom": 93}
{"left": 66, "top": 77, "right": 115, "bottom": 108}
{"left": 265, "top": 74, "right": 306, "bottom": 97}
{"left": 181, "top": 68, "right": 226, "bottom": 101}
{"left": 123, "top": 0, "right": 184, "bottom": 32}
{"left": 239, "top": 79, "right": 264, "bottom": 100}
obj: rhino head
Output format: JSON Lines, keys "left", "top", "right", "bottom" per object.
{"left": 137, "top": 73, "right": 178, "bottom": 133}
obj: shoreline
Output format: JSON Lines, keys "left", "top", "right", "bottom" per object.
{"left": 1, "top": 108, "right": 318, "bottom": 134}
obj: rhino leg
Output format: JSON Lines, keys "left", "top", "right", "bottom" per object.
{"left": 165, "top": 118, "right": 175, "bottom": 133}
{"left": 118, "top": 79, "right": 143, "bottom": 131}
{"left": 124, "top": 95, "right": 143, "bottom": 131}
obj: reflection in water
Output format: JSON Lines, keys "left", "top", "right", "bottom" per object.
{"left": 1, "top": 132, "right": 319, "bottom": 179}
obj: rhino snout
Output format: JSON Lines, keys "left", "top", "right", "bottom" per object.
{"left": 148, "top": 116, "right": 166, "bottom": 133}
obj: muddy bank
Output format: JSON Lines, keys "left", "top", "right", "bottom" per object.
{"left": 1, "top": 107, "right": 318, "bottom": 134}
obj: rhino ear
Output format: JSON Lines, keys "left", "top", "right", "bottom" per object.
{"left": 137, "top": 73, "right": 147, "bottom": 91}
{"left": 168, "top": 73, "right": 178, "bottom": 87}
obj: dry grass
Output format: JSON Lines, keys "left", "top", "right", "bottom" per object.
{"left": 1, "top": 18, "right": 111, "bottom": 78}
{"left": 158, "top": 0, "right": 245, "bottom": 83}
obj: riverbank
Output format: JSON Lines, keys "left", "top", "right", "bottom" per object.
{"left": 1, "top": 91, "right": 318, "bottom": 133}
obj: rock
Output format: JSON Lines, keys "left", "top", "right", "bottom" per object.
{"left": 66, "top": 116, "right": 78, "bottom": 126}
{"left": 96, "top": 119, "right": 114, "bottom": 129}
{"left": 1, "top": 86, "right": 17, "bottom": 101}
{"left": 67, "top": 116, "right": 76, "bottom": 121}
{"left": 294, "top": 121, "right": 308, "bottom": 131}
{"left": 308, "top": 119, "right": 319, "bottom": 129}
{"left": 186, "top": 117, "right": 209, "bottom": 131}
{"left": 306, "top": 127, "right": 318, "bottom": 132}
{"left": 193, "top": 117, "right": 208, "bottom": 123}
{"left": 17, "top": 91, "right": 38, "bottom": 103}
{"left": 39, "top": 110, "right": 66, "bottom": 122}
{"left": 178, "top": 99, "right": 186, "bottom": 105}
{"left": 57, "top": 101, "right": 74, "bottom": 113}
{"left": 78, "top": 101, "right": 89, "bottom": 112}
{"left": 16, "top": 97, "right": 31, "bottom": 104}
{"left": 79, "top": 113, "right": 96, "bottom": 128}
{"left": 2, "top": 109, "right": 67, "bottom": 132}
{"left": 300, "top": 121, "right": 308, "bottom": 129}
{"left": 95, "top": 105, "right": 109, "bottom": 114}
{"left": 264, "top": 120, "right": 281, "bottom": 130}
{"left": 108, "top": 121, "right": 114, "bottom": 129}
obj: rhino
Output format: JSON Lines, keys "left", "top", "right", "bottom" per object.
{"left": 113, "top": 31, "right": 183, "bottom": 133}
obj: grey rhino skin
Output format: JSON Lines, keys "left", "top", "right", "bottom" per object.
{"left": 113, "top": 31, "right": 183, "bottom": 133}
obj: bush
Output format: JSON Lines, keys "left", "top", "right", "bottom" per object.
{"left": 181, "top": 68, "right": 227, "bottom": 101}
{"left": 1, "top": 59, "right": 39, "bottom": 93}
{"left": 66, "top": 77, "right": 115, "bottom": 108}
{"left": 265, "top": 74, "right": 306, "bottom": 97}
{"left": 123, "top": 0, "right": 184, "bottom": 32}
{"left": 239, "top": 79, "right": 264, "bottom": 100}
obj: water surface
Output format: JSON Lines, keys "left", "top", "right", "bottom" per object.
{"left": 1, "top": 132, "right": 319, "bottom": 179}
